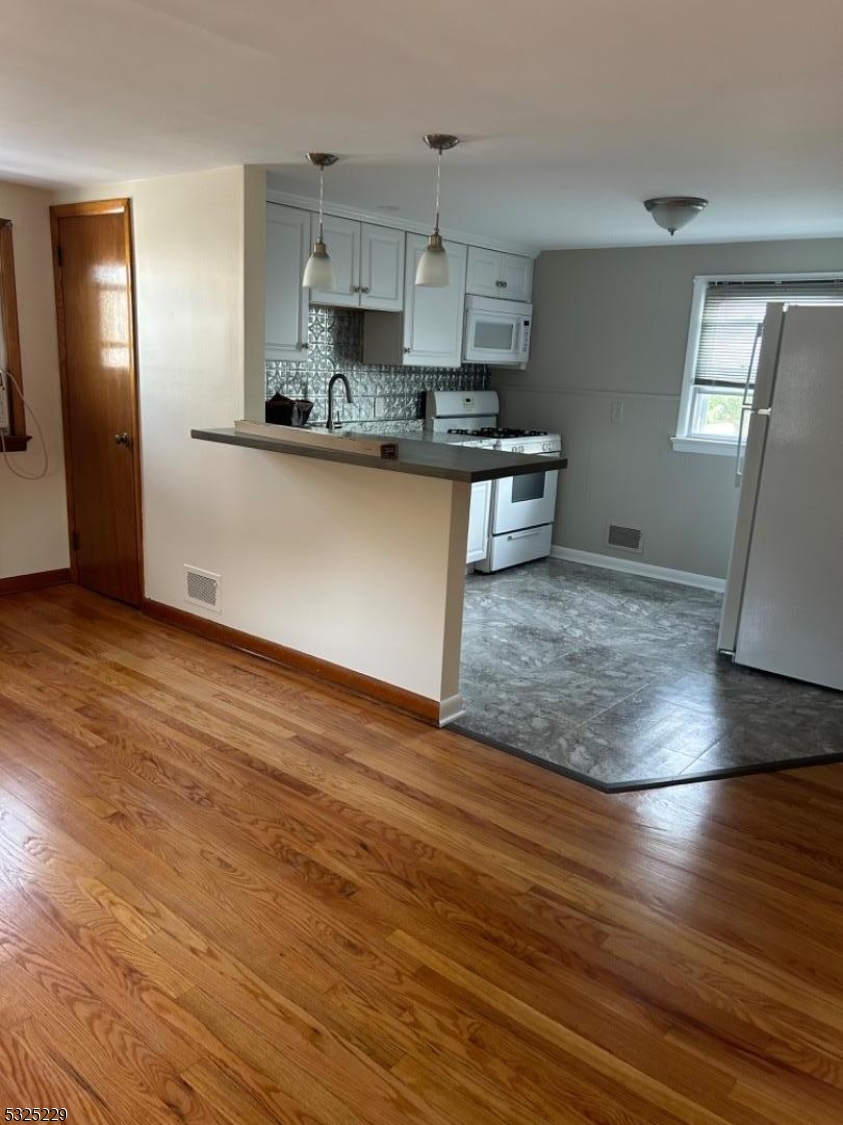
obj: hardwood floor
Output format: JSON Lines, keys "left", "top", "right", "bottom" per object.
{"left": 0, "top": 586, "right": 842, "bottom": 1123}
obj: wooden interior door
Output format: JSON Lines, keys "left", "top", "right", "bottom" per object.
{"left": 51, "top": 200, "right": 142, "bottom": 606}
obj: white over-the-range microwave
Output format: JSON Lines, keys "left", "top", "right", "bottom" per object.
{"left": 463, "top": 295, "right": 533, "bottom": 367}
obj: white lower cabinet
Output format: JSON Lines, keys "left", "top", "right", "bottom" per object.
{"left": 467, "top": 480, "right": 491, "bottom": 564}
{"left": 265, "top": 203, "right": 310, "bottom": 357}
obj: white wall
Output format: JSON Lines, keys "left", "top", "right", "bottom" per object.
{"left": 55, "top": 167, "right": 466, "bottom": 704}
{"left": 495, "top": 237, "right": 843, "bottom": 579}
{"left": 0, "top": 181, "right": 68, "bottom": 580}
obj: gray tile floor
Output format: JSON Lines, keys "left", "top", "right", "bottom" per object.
{"left": 457, "top": 559, "right": 843, "bottom": 790}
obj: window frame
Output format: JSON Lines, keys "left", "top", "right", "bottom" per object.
{"left": 672, "top": 271, "right": 843, "bottom": 456}
{"left": 0, "top": 218, "right": 30, "bottom": 452}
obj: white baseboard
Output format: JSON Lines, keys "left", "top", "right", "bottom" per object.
{"left": 550, "top": 546, "right": 726, "bottom": 593}
{"left": 438, "top": 693, "right": 466, "bottom": 727}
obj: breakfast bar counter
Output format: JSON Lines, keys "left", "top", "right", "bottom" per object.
{"left": 191, "top": 427, "right": 568, "bottom": 483}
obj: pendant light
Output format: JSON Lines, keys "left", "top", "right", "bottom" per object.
{"left": 415, "top": 134, "right": 459, "bottom": 287}
{"left": 643, "top": 196, "right": 708, "bottom": 237}
{"left": 302, "top": 152, "right": 338, "bottom": 289}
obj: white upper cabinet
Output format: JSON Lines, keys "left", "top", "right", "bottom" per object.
{"left": 402, "top": 234, "right": 467, "bottom": 368}
{"left": 362, "top": 234, "right": 467, "bottom": 369}
{"left": 360, "top": 224, "right": 405, "bottom": 312}
{"left": 466, "top": 246, "right": 533, "bottom": 303}
{"left": 465, "top": 247, "right": 501, "bottom": 298}
{"left": 500, "top": 253, "right": 533, "bottom": 302}
{"left": 265, "top": 203, "right": 310, "bottom": 358}
{"left": 309, "top": 215, "right": 405, "bottom": 312}
{"left": 308, "top": 214, "right": 360, "bottom": 308}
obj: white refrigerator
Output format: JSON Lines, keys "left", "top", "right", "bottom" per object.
{"left": 718, "top": 304, "right": 843, "bottom": 691}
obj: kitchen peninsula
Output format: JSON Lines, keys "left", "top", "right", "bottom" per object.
{"left": 190, "top": 421, "right": 566, "bottom": 728}
{"left": 192, "top": 425, "right": 566, "bottom": 482}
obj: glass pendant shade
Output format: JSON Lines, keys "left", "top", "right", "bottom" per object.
{"left": 415, "top": 232, "right": 449, "bottom": 287}
{"left": 644, "top": 197, "right": 708, "bottom": 237}
{"left": 302, "top": 239, "right": 335, "bottom": 289}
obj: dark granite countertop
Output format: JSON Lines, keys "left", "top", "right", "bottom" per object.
{"left": 191, "top": 427, "right": 568, "bottom": 483}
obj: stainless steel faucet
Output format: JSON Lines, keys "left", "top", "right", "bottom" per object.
{"left": 326, "top": 373, "right": 353, "bottom": 432}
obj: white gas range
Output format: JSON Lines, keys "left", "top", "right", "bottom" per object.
{"left": 426, "top": 390, "right": 562, "bottom": 572}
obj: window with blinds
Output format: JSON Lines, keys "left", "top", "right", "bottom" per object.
{"left": 680, "top": 276, "right": 843, "bottom": 445}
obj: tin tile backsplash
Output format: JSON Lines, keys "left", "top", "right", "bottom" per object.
{"left": 266, "top": 307, "right": 489, "bottom": 428}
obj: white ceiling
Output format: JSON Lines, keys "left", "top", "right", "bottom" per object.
{"left": 3, "top": 0, "right": 843, "bottom": 249}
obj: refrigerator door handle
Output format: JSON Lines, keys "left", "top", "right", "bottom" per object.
{"left": 734, "top": 324, "right": 764, "bottom": 487}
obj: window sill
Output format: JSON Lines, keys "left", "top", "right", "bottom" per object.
{"left": 0, "top": 434, "right": 32, "bottom": 453}
{"left": 671, "top": 436, "right": 737, "bottom": 457}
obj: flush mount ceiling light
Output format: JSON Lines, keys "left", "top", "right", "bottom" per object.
{"left": 302, "top": 152, "right": 338, "bottom": 289}
{"left": 644, "top": 196, "right": 708, "bottom": 237}
{"left": 415, "top": 134, "right": 459, "bottom": 288}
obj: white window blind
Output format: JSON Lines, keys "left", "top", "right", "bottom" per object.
{"left": 696, "top": 278, "right": 843, "bottom": 387}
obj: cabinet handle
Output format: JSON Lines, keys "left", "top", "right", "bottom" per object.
{"left": 404, "top": 347, "right": 411, "bottom": 353}
{"left": 502, "top": 280, "right": 508, "bottom": 288}
{"left": 361, "top": 286, "right": 370, "bottom": 294}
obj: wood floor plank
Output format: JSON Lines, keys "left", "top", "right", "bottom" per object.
{"left": 0, "top": 584, "right": 841, "bottom": 1123}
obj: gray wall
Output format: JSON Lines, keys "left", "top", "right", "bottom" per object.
{"left": 494, "top": 237, "right": 843, "bottom": 579}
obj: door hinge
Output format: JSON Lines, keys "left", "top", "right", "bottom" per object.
{"left": 71, "top": 530, "right": 80, "bottom": 552}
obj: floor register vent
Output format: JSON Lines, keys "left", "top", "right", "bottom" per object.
{"left": 607, "top": 524, "right": 644, "bottom": 553}
{"left": 184, "top": 565, "right": 222, "bottom": 612}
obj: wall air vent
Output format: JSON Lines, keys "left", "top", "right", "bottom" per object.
{"left": 607, "top": 524, "right": 644, "bottom": 553}
{"left": 184, "top": 565, "right": 222, "bottom": 612}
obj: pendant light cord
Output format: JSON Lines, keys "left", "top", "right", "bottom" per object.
{"left": 317, "top": 166, "right": 325, "bottom": 241}
{"left": 433, "top": 147, "right": 442, "bottom": 233}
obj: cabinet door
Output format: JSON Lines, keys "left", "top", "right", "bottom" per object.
{"left": 403, "top": 234, "right": 467, "bottom": 368}
{"left": 467, "top": 480, "right": 491, "bottom": 563}
{"left": 265, "top": 204, "right": 310, "bottom": 357}
{"left": 466, "top": 246, "right": 503, "bottom": 297}
{"left": 500, "top": 253, "right": 533, "bottom": 302}
{"left": 360, "top": 224, "right": 405, "bottom": 312}
{"left": 308, "top": 214, "right": 360, "bottom": 307}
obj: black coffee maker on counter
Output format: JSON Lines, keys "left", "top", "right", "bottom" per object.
{"left": 265, "top": 393, "right": 313, "bottom": 427}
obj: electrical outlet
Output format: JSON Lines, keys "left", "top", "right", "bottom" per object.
{"left": 610, "top": 399, "right": 624, "bottom": 425}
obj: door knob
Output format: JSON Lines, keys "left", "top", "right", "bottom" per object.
{"left": 114, "top": 432, "right": 131, "bottom": 446}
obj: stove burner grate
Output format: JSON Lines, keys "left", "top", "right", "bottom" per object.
{"left": 447, "top": 427, "right": 548, "bottom": 438}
